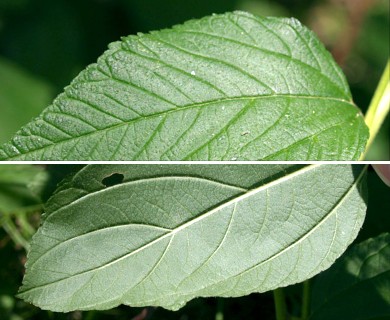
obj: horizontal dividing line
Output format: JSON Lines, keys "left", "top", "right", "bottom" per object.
{"left": 0, "top": 161, "right": 379, "bottom": 164}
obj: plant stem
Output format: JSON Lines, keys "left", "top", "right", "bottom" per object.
{"left": 301, "top": 280, "right": 310, "bottom": 320}
{"left": 215, "top": 298, "right": 224, "bottom": 320}
{"left": 16, "top": 211, "right": 36, "bottom": 238}
{"left": 1, "top": 215, "right": 30, "bottom": 250}
{"left": 84, "top": 311, "right": 97, "bottom": 320}
{"left": 361, "top": 59, "right": 390, "bottom": 159}
{"left": 273, "top": 288, "right": 288, "bottom": 320}
{"left": 3, "top": 204, "right": 43, "bottom": 216}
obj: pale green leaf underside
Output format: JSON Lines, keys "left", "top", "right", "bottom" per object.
{"left": 310, "top": 233, "right": 390, "bottom": 320}
{"left": 0, "top": 12, "right": 368, "bottom": 160}
{"left": 18, "top": 164, "right": 367, "bottom": 312}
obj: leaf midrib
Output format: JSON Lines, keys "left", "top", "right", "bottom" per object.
{"left": 138, "top": 165, "right": 366, "bottom": 307}
{"left": 26, "top": 175, "right": 248, "bottom": 271}
{"left": 4, "top": 95, "right": 355, "bottom": 160}
{"left": 20, "top": 164, "right": 319, "bottom": 294}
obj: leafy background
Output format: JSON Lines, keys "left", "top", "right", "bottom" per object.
{"left": 0, "top": 0, "right": 389, "bottom": 159}
{"left": 0, "top": 164, "right": 389, "bottom": 320}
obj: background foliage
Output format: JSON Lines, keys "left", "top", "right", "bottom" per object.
{"left": 0, "top": 0, "right": 388, "bottom": 159}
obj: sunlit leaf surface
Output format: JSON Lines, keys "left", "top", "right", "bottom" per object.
{"left": 0, "top": 12, "right": 368, "bottom": 160}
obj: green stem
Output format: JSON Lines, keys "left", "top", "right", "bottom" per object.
{"left": 301, "top": 280, "right": 310, "bottom": 320}
{"left": 215, "top": 298, "right": 224, "bottom": 320}
{"left": 84, "top": 311, "right": 97, "bottom": 320}
{"left": 361, "top": 59, "right": 390, "bottom": 159}
{"left": 1, "top": 215, "right": 30, "bottom": 251}
{"left": 16, "top": 211, "right": 36, "bottom": 238}
{"left": 4, "top": 204, "right": 43, "bottom": 215}
{"left": 273, "top": 288, "right": 288, "bottom": 320}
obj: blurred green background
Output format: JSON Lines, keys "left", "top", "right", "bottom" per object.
{"left": 0, "top": 0, "right": 388, "bottom": 159}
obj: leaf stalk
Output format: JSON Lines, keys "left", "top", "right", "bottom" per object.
{"left": 1, "top": 214, "right": 30, "bottom": 251}
{"left": 361, "top": 59, "right": 390, "bottom": 159}
{"left": 273, "top": 288, "right": 288, "bottom": 320}
{"left": 301, "top": 280, "right": 310, "bottom": 320}
{"left": 215, "top": 298, "right": 224, "bottom": 320}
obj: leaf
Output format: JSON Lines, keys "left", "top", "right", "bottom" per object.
{"left": 18, "top": 164, "right": 367, "bottom": 312}
{"left": 0, "top": 11, "right": 368, "bottom": 160}
{"left": 310, "top": 233, "right": 390, "bottom": 320}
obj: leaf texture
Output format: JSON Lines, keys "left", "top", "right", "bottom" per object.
{"left": 310, "top": 233, "right": 390, "bottom": 320}
{"left": 0, "top": 11, "right": 368, "bottom": 160}
{"left": 18, "top": 164, "right": 367, "bottom": 311}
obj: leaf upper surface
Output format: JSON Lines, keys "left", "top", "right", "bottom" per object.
{"left": 18, "top": 164, "right": 367, "bottom": 311}
{"left": 0, "top": 12, "right": 368, "bottom": 160}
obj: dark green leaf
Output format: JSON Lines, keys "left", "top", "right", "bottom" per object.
{"left": 310, "top": 233, "right": 390, "bottom": 320}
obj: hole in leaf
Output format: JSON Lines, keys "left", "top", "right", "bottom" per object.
{"left": 102, "top": 173, "right": 124, "bottom": 187}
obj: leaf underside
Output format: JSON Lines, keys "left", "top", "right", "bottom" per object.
{"left": 0, "top": 11, "right": 368, "bottom": 160}
{"left": 18, "top": 164, "right": 367, "bottom": 312}
{"left": 310, "top": 233, "right": 390, "bottom": 320}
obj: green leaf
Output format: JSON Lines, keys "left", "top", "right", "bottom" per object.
{"left": 310, "top": 233, "right": 390, "bottom": 320}
{"left": 0, "top": 12, "right": 368, "bottom": 160}
{"left": 18, "top": 164, "right": 367, "bottom": 312}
